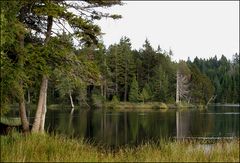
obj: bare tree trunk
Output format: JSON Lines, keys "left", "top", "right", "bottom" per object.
{"left": 40, "top": 80, "right": 48, "bottom": 132}
{"left": 31, "top": 16, "right": 53, "bottom": 133}
{"left": 206, "top": 95, "right": 217, "bottom": 106}
{"left": 176, "top": 69, "right": 190, "bottom": 103}
{"left": 176, "top": 70, "right": 179, "bottom": 103}
{"left": 32, "top": 75, "right": 48, "bottom": 132}
{"left": 69, "top": 91, "right": 74, "bottom": 108}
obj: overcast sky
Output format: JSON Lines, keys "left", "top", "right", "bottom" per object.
{"left": 95, "top": 1, "right": 239, "bottom": 61}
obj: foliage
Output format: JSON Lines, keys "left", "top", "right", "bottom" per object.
{"left": 192, "top": 54, "right": 239, "bottom": 103}
{"left": 1, "top": 0, "right": 239, "bottom": 115}
{"left": 92, "top": 94, "right": 105, "bottom": 108}
{"left": 139, "top": 86, "right": 150, "bottom": 103}
{"left": 129, "top": 75, "right": 139, "bottom": 102}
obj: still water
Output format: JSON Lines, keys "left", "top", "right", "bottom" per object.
{"left": 43, "top": 105, "right": 239, "bottom": 146}
{"left": 9, "top": 105, "right": 240, "bottom": 146}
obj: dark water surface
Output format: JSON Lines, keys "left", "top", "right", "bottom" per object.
{"left": 9, "top": 105, "right": 240, "bottom": 146}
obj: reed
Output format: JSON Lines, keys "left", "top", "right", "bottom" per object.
{"left": 1, "top": 133, "right": 239, "bottom": 162}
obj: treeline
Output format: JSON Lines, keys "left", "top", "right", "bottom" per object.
{"left": 191, "top": 54, "right": 239, "bottom": 103}
{"left": 46, "top": 37, "right": 239, "bottom": 106}
{"left": 1, "top": 1, "right": 239, "bottom": 122}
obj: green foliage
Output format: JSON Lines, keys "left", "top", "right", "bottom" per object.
{"left": 159, "top": 102, "right": 168, "bottom": 109}
{"left": 192, "top": 54, "right": 239, "bottom": 104}
{"left": 1, "top": 0, "right": 238, "bottom": 111}
{"left": 1, "top": 0, "right": 121, "bottom": 110}
{"left": 129, "top": 76, "right": 139, "bottom": 102}
{"left": 139, "top": 86, "right": 150, "bottom": 103}
{"left": 92, "top": 93, "right": 105, "bottom": 108}
{"left": 106, "top": 37, "right": 135, "bottom": 101}
{"left": 152, "top": 65, "right": 169, "bottom": 102}
{"left": 109, "top": 95, "right": 120, "bottom": 108}
{"left": 188, "top": 64, "right": 214, "bottom": 104}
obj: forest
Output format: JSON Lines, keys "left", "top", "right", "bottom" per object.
{"left": 1, "top": 1, "right": 239, "bottom": 162}
{"left": 1, "top": 1, "right": 239, "bottom": 113}
{"left": 1, "top": 1, "right": 239, "bottom": 131}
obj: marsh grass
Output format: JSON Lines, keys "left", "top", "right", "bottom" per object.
{"left": 1, "top": 133, "right": 239, "bottom": 162}
{"left": 106, "top": 102, "right": 170, "bottom": 110}
{"left": 105, "top": 102, "right": 203, "bottom": 110}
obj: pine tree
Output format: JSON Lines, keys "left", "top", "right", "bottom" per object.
{"left": 1, "top": 0, "right": 122, "bottom": 133}
{"left": 129, "top": 75, "right": 139, "bottom": 102}
{"left": 139, "top": 87, "right": 150, "bottom": 104}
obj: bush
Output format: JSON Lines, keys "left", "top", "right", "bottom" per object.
{"left": 92, "top": 94, "right": 105, "bottom": 108}
{"left": 159, "top": 103, "right": 168, "bottom": 109}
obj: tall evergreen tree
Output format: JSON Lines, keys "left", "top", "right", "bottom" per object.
{"left": 129, "top": 75, "right": 139, "bottom": 102}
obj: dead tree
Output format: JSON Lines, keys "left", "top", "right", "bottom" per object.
{"left": 176, "top": 70, "right": 190, "bottom": 103}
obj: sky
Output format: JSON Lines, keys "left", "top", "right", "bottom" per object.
{"left": 95, "top": 1, "right": 239, "bottom": 62}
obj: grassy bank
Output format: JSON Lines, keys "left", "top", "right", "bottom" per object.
{"left": 1, "top": 133, "right": 239, "bottom": 162}
{"left": 105, "top": 101, "right": 201, "bottom": 110}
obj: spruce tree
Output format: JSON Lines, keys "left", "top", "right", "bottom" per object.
{"left": 129, "top": 75, "right": 139, "bottom": 102}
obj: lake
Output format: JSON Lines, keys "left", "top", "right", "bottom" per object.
{"left": 9, "top": 105, "right": 240, "bottom": 147}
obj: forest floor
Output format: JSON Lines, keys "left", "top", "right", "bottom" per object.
{"left": 1, "top": 133, "right": 239, "bottom": 162}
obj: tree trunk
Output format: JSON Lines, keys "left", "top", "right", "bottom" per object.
{"left": 18, "top": 33, "right": 29, "bottom": 133}
{"left": 31, "top": 16, "right": 53, "bottom": 133}
{"left": 101, "top": 83, "right": 104, "bottom": 97}
{"left": 40, "top": 81, "right": 48, "bottom": 132}
{"left": 104, "top": 79, "right": 107, "bottom": 100}
{"left": 176, "top": 70, "right": 179, "bottom": 103}
{"left": 19, "top": 84, "right": 29, "bottom": 132}
{"left": 32, "top": 75, "right": 48, "bottom": 132}
{"left": 69, "top": 91, "right": 74, "bottom": 108}
{"left": 27, "top": 89, "right": 31, "bottom": 104}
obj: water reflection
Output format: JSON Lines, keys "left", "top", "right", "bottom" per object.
{"left": 44, "top": 106, "right": 239, "bottom": 146}
{"left": 46, "top": 110, "right": 176, "bottom": 146}
{"left": 7, "top": 105, "right": 239, "bottom": 146}
{"left": 176, "top": 109, "right": 239, "bottom": 138}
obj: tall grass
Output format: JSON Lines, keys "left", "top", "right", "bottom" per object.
{"left": 1, "top": 133, "right": 239, "bottom": 162}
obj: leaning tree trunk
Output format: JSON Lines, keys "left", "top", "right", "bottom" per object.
{"left": 32, "top": 75, "right": 48, "bottom": 132}
{"left": 19, "top": 83, "right": 29, "bottom": 132}
{"left": 18, "top": 33, "right": 29, "bottom": 133}
{"left": 31, "top": 16, "right": 53, "bottom": 133}
{"left": 69, "top": 91, "right": 74, "bottom": 108}
{"left": 39, "top": 79, "right": 48, "bottom": 132}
